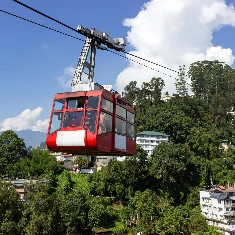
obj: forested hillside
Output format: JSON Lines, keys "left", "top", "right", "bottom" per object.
{"left": 1, "top": 60, "right": 235, "bottom": 234}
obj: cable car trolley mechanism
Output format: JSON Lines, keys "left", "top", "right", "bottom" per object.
{"left": 46, "top": 25, "right": 136, "bottom": 156}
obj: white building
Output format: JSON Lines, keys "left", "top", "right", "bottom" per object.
{"left": 136, "top": 131, "right": 169, "bottom": 156}
{"left": 200, "top": 186, "right": 235, "bottom": 235}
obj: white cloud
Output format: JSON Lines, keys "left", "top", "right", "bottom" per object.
{"left": 115, "top": 0, "right": 235, "bottom": 94}
{"left": 58, "top": 66, "right": 91, "bottom": 88}
{"left": 58, "top": 66, "right": 75, "bottom": 88}
{"left": 0, "top": 107, "right": 49, "bottom": 133}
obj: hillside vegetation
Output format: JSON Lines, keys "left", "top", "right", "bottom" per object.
{"left": 1, "top": 60, "right": 235, "bottom": 234}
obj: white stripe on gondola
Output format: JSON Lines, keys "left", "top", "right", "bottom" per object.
{"left": 56, "top": 130, "right": 85, "bottom": 146}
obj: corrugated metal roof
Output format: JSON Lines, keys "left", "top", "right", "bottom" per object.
{"left": 210, "top": 193, "right": 221, "bottom": 198}
{"left": 217, "top": 194, "right": 229, "bottom": 200}
{"left": 137, "top": 131, "right": 169, "bottom": 136}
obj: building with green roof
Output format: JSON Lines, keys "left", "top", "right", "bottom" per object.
{"left": 136, "top": 131, "right": 169, "bottom": 156}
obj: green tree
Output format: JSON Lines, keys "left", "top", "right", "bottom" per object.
{"left": 150, "top": 104, "right": 193, "bottom": 143}
{"left": 167, "top": 95, "right": 209, "bottom": 124}
{"left": 124, "top": 77, "right": 165, "bottom": 134}
{"left": 21, "top": 191, "right": 61, "bottom": 235}
{"left": 128, "top": 189, "right": 172, "bottom": 235}
{"left": 56, "top": 170, "right": 74, "bottom": 195}
{"left": 101, "top": 159, "right": 126, "bottom": 198}
{"left": 187, "top": 126, "right": 221, "bottom": 160}
{"left": 210, "top": 148, "right": 235, "bottom": 186}
{"left": 138, "top": 77, "right": 165, "bottom": 105}
{"left": 21, "top": 175, "right": 91, "bottom": 235}
{"left": 0, "top": 130, "right": 27, "bottom": 175}
{"left": 155, "top": 205, "right": 212, "bottom": 235}
{"left": 187, "top": 125, "right": 222, "bottom": 187}
{"left": 188, "top": 207, "right": 210, "bottom": 234}
{"left": 188, "top": 60, "right": 235, "bottom": 126}
{"left": 87, "top": 197, "right": 118, "bottom": 229}
{"left": 175, "top": 65, "right": 189, "bottom": 96}
{"left": 73, "top": 156, "right": 88, "bottom": 171}
{"left": 124, "top": 77, "right": 165, "bottom": 106}
{"left": 155, "top": 205, "right": 190, "bottom": 235}
{"left": 149, "top": 142, "right": 199, "bottom": 204}
{"left": 123, "top": 145, "right": 151, "bottom": 197}
{"left": 6, "top": 149, "right": 63, "bottom": 178}
{"left": 123, "top": 80, "right": 140, "bottom": 105}
{"left": 71, "top": 173, "right": 93, "bottom": 195}
{"left": 0, "top": 180, "right": 23, "bottom": 235}
{"left": 57, "top": 192, "right": 89, "bottom": 234}
{"left": 90, "top": 146, "right": 152, "bottom": 200}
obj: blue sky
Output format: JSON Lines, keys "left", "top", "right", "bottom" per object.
{"left": 1, "top": 0, "right": 235, "bottom": 133}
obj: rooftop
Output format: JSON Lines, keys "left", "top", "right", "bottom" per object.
{"left": 137, "top": 131, "right": 169, "bottom": 136}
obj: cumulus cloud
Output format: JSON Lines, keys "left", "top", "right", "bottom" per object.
{"left": 115, "top": 0, "right": 235, "bottom": 94}
{"left": 0, "top": 107, "right": 49, "bottom": 133}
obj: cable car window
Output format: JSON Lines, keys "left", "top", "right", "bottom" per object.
{"left": 64, "top": 111, "right": 84, "bottom": 127}
{"left": 87, "top": 96, "right": 99, "bottom": 108}
{"left": 101, "top": 98, "right": 113, "bottom": 113}
{"left": 84, "top": 110, "right": 97, "bottom": 133}
{"left": 127, "top": 111, "right": 135, "bottom": 123}
{"left": 116, "top": 105, "right": 126, "bottom": 118}
{"left": 53, "top": 99, "right": 65, "bottom": 110}
{"left": 98, "top": 112, "right": 112, "bottom": 134}
{"left": 50, "top": 112, "right": 63, "bottom": 134}
{"left": 127, "top": 123, "right": 135, "bottom": 139}
{"left": 68, "top": 98, "right": 85, "bottom": 109}
{"left": 116, "top": 118, "right": 126, "bottom": 135}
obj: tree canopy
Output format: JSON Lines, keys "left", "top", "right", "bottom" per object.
{"left": 0, "top": 130, "right": 27, "bottom": 175}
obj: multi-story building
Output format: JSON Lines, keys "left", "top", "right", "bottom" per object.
{"left": 200, "top": 186, "right": 235, "bottom": 235}
{"left": 136, "top": 131, "right": 169, "bottom": 156}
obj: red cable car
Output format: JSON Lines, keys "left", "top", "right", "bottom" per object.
{"left": 46, "top": 25, "right": 136, "bottom": 155}
{"left": 46, "top": 89, "right": 136, "bottom": 156}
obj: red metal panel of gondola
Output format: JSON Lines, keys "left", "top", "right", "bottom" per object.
{"left": 46, "top": 90, "right": 136, "bottom": 156}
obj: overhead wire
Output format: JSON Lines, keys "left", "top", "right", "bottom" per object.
{"left": 12, "top": 0, "right": 78, "bottom": 33}
{"left": 106, "top": 48, "right": 175, "bottom": 77}
{"left": 12, "top": 0, "right": 181, "bottom": 76}
{"left": 0, "top": 9, "right": 84, "bottom": 42}
{"left": 1, "top": 9, "right": 178, "bottom": 79}
{"left": 125, "top": 51, "right": 178, "bottom": 74}
{"left": 13, "top": 0, "right": 179, "bottom": 75}
{"left": 2, "top": 1, "right": 181, "bottom": 78}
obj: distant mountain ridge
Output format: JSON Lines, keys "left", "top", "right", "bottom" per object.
{"left": 0, "top": 130, "right": 46, "bottom": 147}
{"left": 16, "top": 130, "right": 46, "bottom": 147}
